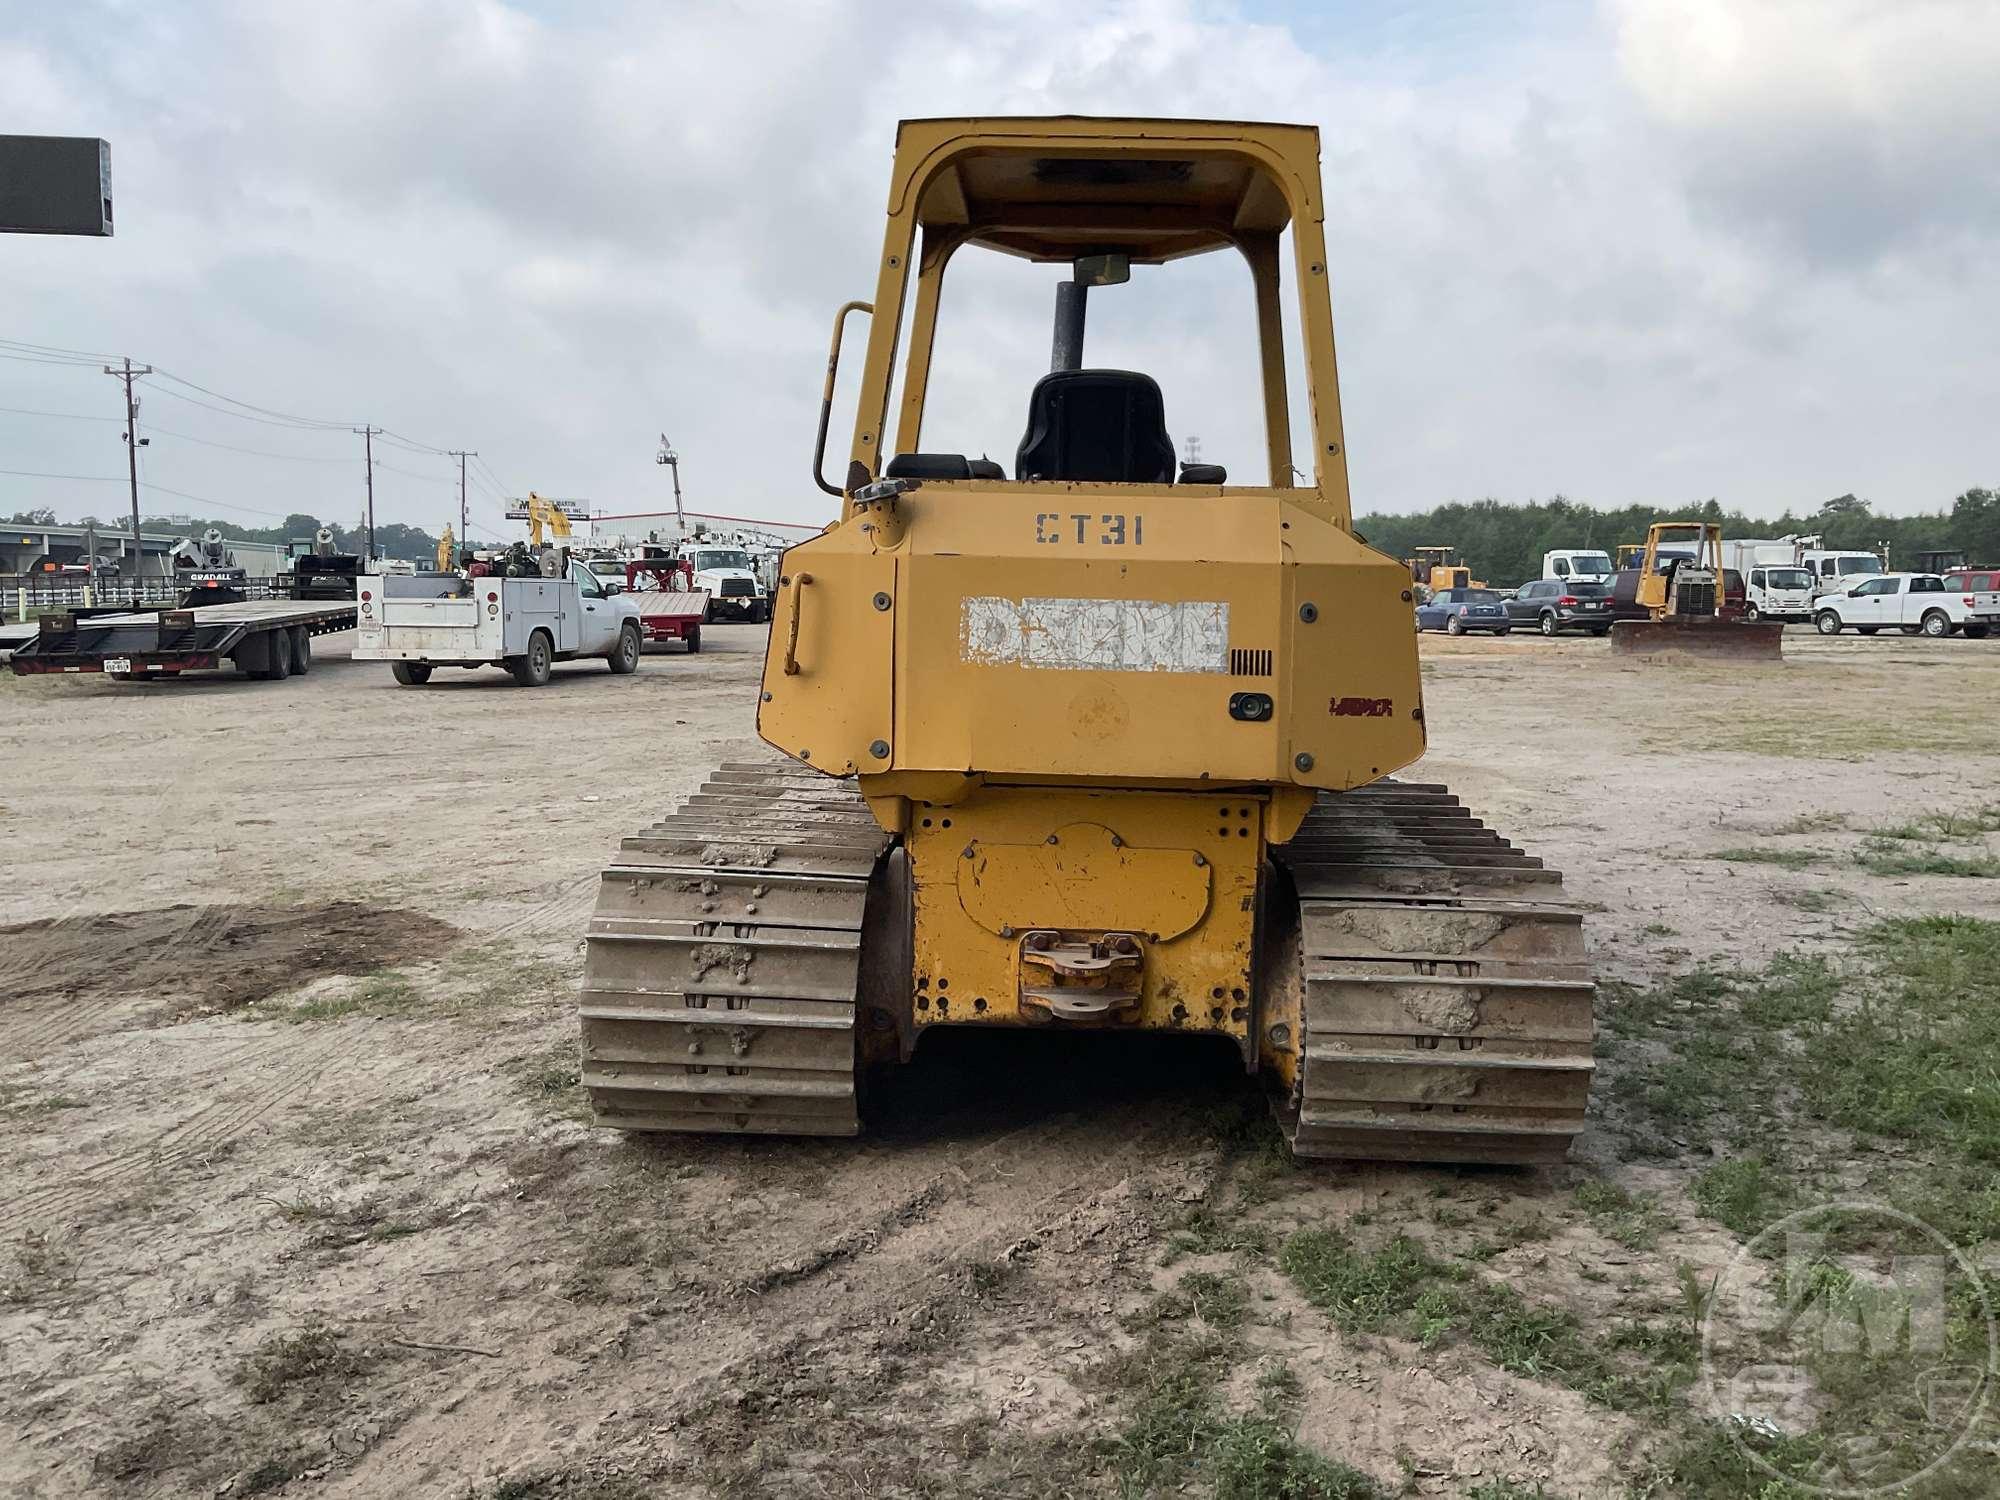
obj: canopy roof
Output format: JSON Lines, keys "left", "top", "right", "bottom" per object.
{"left": 900, "top": 117, "right": 1310, "bottom": 264}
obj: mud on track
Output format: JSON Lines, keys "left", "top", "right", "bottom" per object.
{"left": 4, "top": 623, "right": 2000, "bottom": 1497}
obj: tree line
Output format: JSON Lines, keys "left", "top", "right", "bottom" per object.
{"left": 4, "top": 507, "right": 442, "bottom": 564}
{"left": 1354, "top": 489, "right": 2000, "bottom": 588}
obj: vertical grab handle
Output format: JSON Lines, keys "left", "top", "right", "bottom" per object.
{"left": 813, "top": 301, "right": 874, "bottom": 498}
{"left": 781, "top": 572, "right": 814, "bottom": 676}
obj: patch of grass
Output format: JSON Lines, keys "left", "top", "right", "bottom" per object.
{"left": 282, "top": 971, "right": 419, "bottom": 1022}
{"left": 1771, "top": 810, "right": 1848, "bottom": 835}
{"left": 1465, "top": 1482, "right": 1567, "bottom": 1500}
{"left": 1771, "top": 887, "right": 1839, "bottom": 913}
{"left": 1636, "top": 1421, "right": 1828, "bottom": 1499}
{"left": 90, "top": 1406, "right": 219, "bottom": 1485}
{"left": 491, "top": 1472, "right": 657, "bottom": 1500}
{"left": 1707, "top": 847, "right": 1822, "bottom": 869}
{"left": 1641, "top": 921, "right": 1678, "bottom": 937}
{"left": 235, "top": 1321, "right": 377, "bottom": 1404}
{"left": 1277, "top": 1230, "right": 1440, "bottom": 1334}
{"left": 1690, "top": 1156, "right": 1795, "bottom": 1236}
{"left": 1164, "top": 1206, "right": 1275, "bottom": 1265}
{"left": 1855, "top": 846, "right": 2000, "bottom": 879}
{"left": 1281, "top": 1228, "right": 1695, "bottom": 1413}
{"left": 1209, "top": 1417, "right": 1383, "bottom": 1499}
{"left": 1868, "top": 805, "right": 2000, "bottom": 842}
{"left": 272, "top": 942, "right": 572, "bottom": 1026}
{"left": 1596, "top": 967, "right": 1787, "bottom": 1152}
{"left": 1178, "top": 1270, "right": 1251, "bottom": 1330}
{"left": 240, "top": 1448, "right": 317, "bottom": 1497}
{"left": 1572, "top": 1181, "right": 1669, "bottom": 1250}
{"left": 1611, "top": 914, "right": 2000, "bottom": 1249}
{"left": 1101, "top": 1326, "right": 1236, "bottom": 1496}
{"left": 1738, "top": 952, "right": 1839, "bottom": 1027}
{"left": 1253, "top": 1360, "right": 1302, "bottom": 1413}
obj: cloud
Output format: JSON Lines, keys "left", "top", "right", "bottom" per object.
{"left": 1, "top": 0, "right": 1994, "bottom": 541}
{"left": 1613, "top": 0, "right": 2000, "bottom": 265}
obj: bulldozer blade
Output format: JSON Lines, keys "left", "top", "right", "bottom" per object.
{"left": 1609, "top": 617, "right": 1784, "bottom": 660}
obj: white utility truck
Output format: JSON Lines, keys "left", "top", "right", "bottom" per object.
{"left": 1799, "top": 547, "right": 1886, "bottom": 599}
{"left": 679, "top": 543, "right": 768, "bottom": 623}
{"left": 1543, "top": 549, "right": 1614, "bottom": 585}
{"left": 354, "top": 566, "right": 644, "bottom": 685}
{"left": 1812, "top": 574, "right": 2000, "bottom": 639}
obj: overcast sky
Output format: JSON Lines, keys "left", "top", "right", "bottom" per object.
{"left": 4, "top": 0, "right": 1996, "bottom": 539}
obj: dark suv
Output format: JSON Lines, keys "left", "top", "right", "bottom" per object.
{"left": 1506, "top": 579, "right": 1613, "bottom": 637}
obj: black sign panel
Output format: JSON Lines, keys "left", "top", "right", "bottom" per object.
{"left": 0, "top": 136, "right": 113, "bottom": 236}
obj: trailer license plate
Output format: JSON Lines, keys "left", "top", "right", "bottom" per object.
{"left": 104, "top": 657, "right": 131, "bottom": 674}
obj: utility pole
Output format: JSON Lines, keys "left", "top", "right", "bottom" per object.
{"left": 447, "top": 450, "right": 476, "bottom": 562}
{"left": 353, "top": 426, "right": 381, "bottom": 563}
{"left": 104, "top": 356, "right": 153, "bottom": 592}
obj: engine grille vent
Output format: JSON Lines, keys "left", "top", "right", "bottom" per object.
{"left": 1229, "top": 647, "right": 1273, "bottom": 677}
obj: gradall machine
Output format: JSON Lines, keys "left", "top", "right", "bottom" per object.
{"left": 581, "top": 119, "right": 1595, "bottom": 1165}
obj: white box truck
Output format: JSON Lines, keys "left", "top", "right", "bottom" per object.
{"left": 1720, "top": 540, "right": 1817, "bottom": 623}
{"left": 354, "top": 569, "right": 643, "bottom": 686}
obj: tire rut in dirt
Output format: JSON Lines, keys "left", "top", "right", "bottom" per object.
{"left": 0, "top": 903, "right": 454, "bottom": 1065}
{"left": 1, "top": 1028, "right": 358, "bottom": 1234}
{"left": 580, "top": 758, "right": 892, "bottom": 1135}
{"left": 635, "top": 1100, "right": 1206, "bottom": 1427}
{"left": 1271, "top": 781, "right": 1595, "bottom": 1166}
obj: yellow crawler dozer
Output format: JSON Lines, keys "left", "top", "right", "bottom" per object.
{"left": 1610, "top": 521, "right": 1784, "bottom": 659}
{"left": 580, "top": 118, "right": 1595, "bottom": 1165}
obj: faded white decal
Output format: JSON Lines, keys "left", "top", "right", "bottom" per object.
{"left": 960, "top": 596, "right": 1229, "bottom": 673}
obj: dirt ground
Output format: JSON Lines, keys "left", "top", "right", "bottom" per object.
{"left": 3, "top": 625, "right": 1998, "bottom": 1499}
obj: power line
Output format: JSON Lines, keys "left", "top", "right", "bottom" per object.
{"left": 0, "top": 467, "right": 288, "bottom": 520}
{"left": 145, "top": 425, "right": 354, "bottom": 462}
{"left": 4, "top": 332, "right": 523, "bottom": 528}
{"left": 144, "top": 365, "right": 354, "bottom": 430}
{"left": 0, "top": 348, "right": 111, "bottom": 368}
{"left": 0, "top": 403, "right": 119, "bottom": 421}
{"left": 137, "top": 481, "right": 288, "bottom": 520}
{"left": 0, "top": 466, "right": 124, "bottom": 482}
{"left": 374, "top": 459, "right": 456, "bottom": 485}
{"left": 376, "top": 428, "right": 450, "bottom": 456}
{"left": 0, "top": 335, "right": 126, "bottom": 362}
{"left": 135, "top": 379, "right": 352, "bottom": 429}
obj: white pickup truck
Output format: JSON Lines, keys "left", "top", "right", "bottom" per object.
{"left": 354, "top": 568, "right": 644, "bottom": 685}
{"left": 1812, "top": 573, "right": 2000, "bottom": 640}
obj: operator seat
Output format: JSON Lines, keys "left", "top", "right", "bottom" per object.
{"left": 1016, "top": 369, "right": 1177, "bottom": 484}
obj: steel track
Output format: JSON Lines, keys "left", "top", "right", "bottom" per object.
{"left": 1270, "top": 782, "right": 1595, "bottom": 1166}
{"left": 580, "top": 761, "right": 889, "bottom": 1135}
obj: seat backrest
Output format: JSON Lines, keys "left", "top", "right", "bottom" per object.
{"left": 1015, "top": 369, "right": 1176, "bottom": 484}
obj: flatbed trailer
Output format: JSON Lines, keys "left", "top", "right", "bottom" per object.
{"left": 8, "top": 598, "right": 358, "bottom": 682}
{"left": 620, "top": 560, "right": 707, "bottom": 651}
{"left": 627, "top": 589, "right": 709, "bottom": 650}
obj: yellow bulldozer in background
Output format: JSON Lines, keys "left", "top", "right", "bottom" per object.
{"left": 1403, "top": 545, "right": 1481, "bottom": 597}
{"left": 578, "top": 118, "right": 1595, "bottom": 1166}
{"left": 1610, "top": 520, "right": 1784, "bottom": 658}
